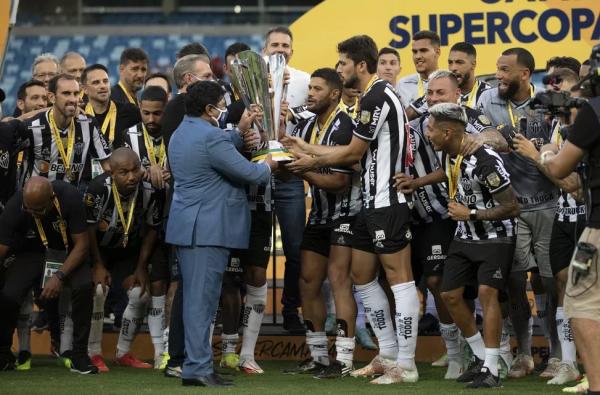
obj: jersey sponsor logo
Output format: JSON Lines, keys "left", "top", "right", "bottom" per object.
{"left": 50, "top": 162, "right": 84, "bottom": 173}
{"left": 360, "top": 110, "right": 371, "bottom": 125}
{"left": 371, "top": 106, "right": 382, "bottom": 128}
{"left": 335, "top": 223, "right": 353, "bottom": 234}
{"left": 0, "top": 150, "right": 9, "bottom": 169}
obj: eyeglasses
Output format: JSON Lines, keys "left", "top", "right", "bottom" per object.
{"left": 33, "top": 72, "right": 58, "bottom": 80}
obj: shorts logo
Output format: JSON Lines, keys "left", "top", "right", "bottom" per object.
{"left": 493, "top": 268, "right": 503, "bottom": 279}
{"left": 405, "top": 229, "right": 412, "bottom": 240}
{"left": 337, "top": 223, "right": 350, "bottom": 233}
{"left": 432, "top": 245, "right": 442, "bottom": 255}
{"left": 374, "top": 230, "right": 386, "bottom": 241}
{"left": 337, "top": 235, "right": 346, "bottom": 245}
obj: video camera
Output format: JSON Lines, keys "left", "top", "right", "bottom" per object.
{"left": 529, "top": 90, "right": 587, "bottom": 117}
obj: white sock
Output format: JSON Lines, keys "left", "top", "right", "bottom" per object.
{"left": 240, "top": 283, "right": 267, "bottom": 359}
{"left": 483, "top": 348, "right": 500, "bottom": 376}
{"left": 391, "top": 281, "right": 419, "bottom": 369}
{"left": 306, "top": 330, "right": 329, "bottom": 365}
{"left": 58, "top": 291, "right": 73, "bottom": 354}
{"left": 88, "top": 284, "right": 107, "bottom": 356}
{"left": 353, "top": 288, "right": 366, "bottom": 330}
{"left": 222, "top": 333, "right": 239, "bottom": 355}
{"left": 17, "top": 291, "right": 33, "bottom": 353}
{"left": 440, "top": 323, "right": 461, "bottom": 362}
{"left": 335, "top": 336, "right": 355, "bottom": 367}
{"left": 465, "top": 332, "right": 486, "bottom": 360}
{"left": 355, "top": 279, "right": 398, "bottom": 360}
{"left": 500, "top": 318, "right": 511, "bottom": 354}
{"left": 116, "top": 287, "right": 149, "bottom": 358}
{"left": 163, "top": 327, "right": 170, "bottom": 354}
{"left": 148, "top": 295, "right": 166, "bottom": 358}
{"left": 556, "top": 307, "right": 576, "bottom": 365}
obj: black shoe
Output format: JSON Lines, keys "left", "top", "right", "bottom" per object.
{"left": 313, "top": 360, "right": 352, "bottom": 379}
{"left": 17, "top": 350, "right": 32, "bottom": 366}
{"left": 70, "top": 354, "right": 99, "bottom": 374}
{"left": 182, "top": 373, "right": 234, "bottom": 387}
{"left": 283, "top": 314, "right": 306, "bottom": 334}
{"left": 457, "top": 357, "right": 484, "bottom": 383}
{"left": 283, "top": 357, "right": 326, "bottom": 374}
{"left": 466, "top": 367, "right": 501, "bottom": 388}
{"left": 0, "top": 352, "right": 15, "bottom": 371}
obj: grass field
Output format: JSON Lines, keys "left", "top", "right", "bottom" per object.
{"left": 1, "top": 357, "right": 575, "bottom": 395}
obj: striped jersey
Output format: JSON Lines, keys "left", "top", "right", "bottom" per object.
{"left": 449, "top": 146, "right": 516, "bottom": 241}
{"left": 459, "top": 80, "right": 492, "bottom": 109}
{"left": 292, "top": 108, "right": 361, "bottom": 224}
{"left": 118, "top": 123, "right": 166, "bottom": 172}
{"left": 20, "top": 110, "right": 111, "bottom": 187}
{"left": 85, "top": 172, "right": 161, "bottom": 249}
{"left": 355, "top": 78, "right": 411, "bottom": 209}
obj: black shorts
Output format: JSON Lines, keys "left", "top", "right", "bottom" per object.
{"left": 441, "top": 238, "right": 515, "bottom": 300}
{"left": 411, "top": 218, "right": 456, "bottom": 282}
{"left": 148, "top": 241, "right": 172, "bottom": 282}
{"left": 300, "top": 217, "right": 355, "bottom": 258}
{"left": 351, "top": 205, "right": 412, "bottom": 254}
{"left": 224, "top": 211, "right": 273, "bottom": 286}
{"left": 100, "top": 246, "right": 166, "bottom": 284}
{"left": 550, "top": 219, "right": 585, "bottom": 276}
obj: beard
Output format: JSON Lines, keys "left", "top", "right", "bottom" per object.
{"left": 457, "top": 72, "right": 471, "bottom": 89}
{"left": 307, "top": 99, "right": 329, "bottom": 115}
{"left": 498, "top": 79, "right": 520, "bottom": 101}
{"left": 343, "top": 74, "right": 359, "bottom": 90}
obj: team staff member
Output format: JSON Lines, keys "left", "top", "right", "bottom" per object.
{"left": 377, "top": 47, "right": 401, "bottom": 86}
{"left": 111, "top": 48, "right": 149, "bottom": 106}
{"left": 447, "top": 42, "right": 491, "bottom": 109}
{"left": 82, "top": 64, "right": 141, "bottom": 147}
{"left": 425, "top": 103, "right": 519, "bottom": 388}
{"left": 285, "top": 35, "right": 418, "bottom": 385}
{"left": 0, "top": 177, "right": 96, "bottom": 374}
{"left": 20, "top": 74, "right": 112, "bottom": 191}
{"left": 284, "top": 68, "right": 361, "bottom": 378}
{"left": 85, "top": 148, "right": 163, "bottom": 372}
{"left": 166, "top": 81, "right": 276, "bottom": 387}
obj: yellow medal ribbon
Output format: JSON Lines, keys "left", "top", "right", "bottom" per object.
{"left": 338, "top": 97, "right": 358, "bottom": 120}
{"left": 417, "top": 77, "right": 425, "bottom": 98}
{"left": 118, "top": 81, "right": 137, "bottom": 105}
{"left": 463, "top": 80, "right": 480, "bottom": 108}
{"left": 310, "top": 108, "right": 338, "bottom": 146}
{"left": 364, "top": 75, "right": 378, "bottom": 94}
{"left": 142, "top": 125, "right": 166, "bottom": 167}
{"left": 111, "top": 182, "right": 138, "bottom": 248}
{"left": 85, "top": 101, "right": 117, "bottom": 143}
{"left": 34, "top": 197, "right": 69, "bottom": 251}
{"left": 446, "top": 137, "right": 465, "bottom": 201}
{"left": 48, "top": 109, "right": 75, "bottom": 180}
{"left": 507, "top": 84, "right": 535, "bottom": 127}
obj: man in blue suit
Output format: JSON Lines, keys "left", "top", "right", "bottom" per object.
{"left": 166, "top": 81, "right": 276, "bottom": 387}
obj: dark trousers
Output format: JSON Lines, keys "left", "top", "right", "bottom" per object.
{"left": 167, "top": 278, "right": 185, "bottom": 367}
{"left": 0, "top": 251, "right": 92, "bottom": 356}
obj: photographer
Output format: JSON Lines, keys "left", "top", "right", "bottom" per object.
{"left": 541, "top": 45, "right": 600, "bottom": 395}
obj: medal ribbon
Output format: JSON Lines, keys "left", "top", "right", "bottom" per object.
{"left": 112, "top": 182, "right": 138, "bottom": 248}
{"left": 507, "top": 85, "right": 535, "bottom": 127}
{"left": 48, "top": 109, "right": 75, "bottom": 179}
{"left": 34, "top": 197, "right": 69, "bottom": 251}
{"left": 118, "top": 81, "right": 137, "bottom": 105}
{"left": 85, "top": 101, "right": 117, "bottom": 143}
{"left": 142, "top": 125, "right": 166, "bottom": 167}
{"left": 310, "top": 108, "right": 338, "bottom": 146}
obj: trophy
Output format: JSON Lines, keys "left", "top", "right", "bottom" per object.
{"left": 230, "top": 50, "right": 294, "bottom": 162}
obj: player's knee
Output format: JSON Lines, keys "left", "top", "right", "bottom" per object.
{"left": 426, "top": 276, "right": 442, "bottom": 292}
{"left": 127, "top": 286, "right": 150, "bottom": 307}
{"left": 441, "top": 289, "right": 462, "bottom": 307}
{"left": 478, "top": 285, "right": 498, "bottom": 303}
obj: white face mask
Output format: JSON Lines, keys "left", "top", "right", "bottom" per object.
{"left": 209, "top": 105, "right": 227, "bottom": 127}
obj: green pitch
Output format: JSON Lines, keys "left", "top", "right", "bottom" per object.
{"left": 2, "top": 357, "right": 572, "bottom": 394}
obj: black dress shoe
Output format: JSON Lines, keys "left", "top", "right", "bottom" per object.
{"left": 182, "top": 373, "right": 234, "bottom": 387}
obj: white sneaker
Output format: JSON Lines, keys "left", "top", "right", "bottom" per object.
{"left": 239, "top": 356, "right": 264, "bottom": 374}
{"left": 508, "top": 353, "right": 534, "bottom": 378}
{"left": 562, "top": 375, "right": 588, "bottom": 393}
{"left": 370, "top": 364, "right": 419, "bottom": 384}
{"left": 153, "top": 357, "right": 162, "bottom": 369}
{"left": 498, "top": 350, "right": 513, "bottom": 379}
{"left": 432, "top": 354, "right": 448, "bottom": 367}
{"left": 547, "top": 363, "right": 580, "bottom": 385}
{"left": 350, "top": 355, "right": 394, "bottom": 378}
{"left": 444, "top": 359, "right": 464, "bottom": 380}
{"left": 540, "top": 357, "right": 562, "bottom": 378}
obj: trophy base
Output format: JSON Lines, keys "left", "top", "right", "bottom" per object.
{"left": 251, "top": 140, "right": 294, "bottom": 163}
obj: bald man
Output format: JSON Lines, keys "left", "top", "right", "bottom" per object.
{"left": 85, "top": 148, "right": 163, "bottom": 371}
{"left": 0, "top": 177, "right": 96, "bottom": 374}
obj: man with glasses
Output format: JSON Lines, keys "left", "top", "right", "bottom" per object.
{"left": 0, "top": 176, "right": 96, "bottom": 374}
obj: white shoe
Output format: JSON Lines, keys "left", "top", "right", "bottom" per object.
{"left": 562, "top": 375, "right": 588, "bottom": 393}
{"left": 444, "top": 359, "right": 464, "bottom": 380}
{"left": 153, "top": 357, "right": 162, "bottom": 369}
{"left": 239, "top": 356, "right": 264, "bottom": 374}
{"left": 540, "top": 357, "right": 562, "bottom": 378}
{"left": 548, "top": 363, "right": 580, "bottom": 385}
{"left": 432, "top": 354, "right": 448, "bottom": 367}
{"left": 370, "top": 364, "right": 419, "bottom": 384}
{"left": 498, "top": 350, "right": 513, "bottom": 379}
{"left": 350, "top": 355, "right": 394, "bottom": 378}
{"left": 508, "top": 353, "right": 534, "bottom": 378}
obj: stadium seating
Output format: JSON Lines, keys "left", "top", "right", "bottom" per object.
{"left": 0, "top": 34, "right": 265, "bottom": 112}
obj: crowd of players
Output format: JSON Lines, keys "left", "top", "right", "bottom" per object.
{"left": 0, "top": 25, "right": 595, "bottom": 391}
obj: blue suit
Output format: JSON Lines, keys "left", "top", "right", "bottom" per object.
{"left": 166, "top": 116, "right": 270, "bottom": 379}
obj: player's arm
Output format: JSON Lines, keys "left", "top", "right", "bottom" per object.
{"left": 302, "top": 171, "right": 351, "bottom": 194}
{"left": 394, "top": 168, "right": 446, "bottom": 193}
{"left": 475, "top": 187, "right": 520, "bottom": 221}
{"left": 41, "top": 230, "right": 89, "bottom": 299}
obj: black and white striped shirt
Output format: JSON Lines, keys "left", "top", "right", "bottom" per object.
{"left": 355, "top": 78, "right": 411, "bottom": 209}
{"left": 20, "top": 110, "right": 111, "bottom": 187}
{"left": 85, "top": 172, "right": 161, "bottom": 249}
{"left": 450, "top": 146, "right": 516, "bottom": 241}
{"left": 292, "top": 108, "right": 361, "bottom": 224}
{"left": 459, "top": 80, "right": 492, "bottom": 109}
{"left": 118, "top": 123, "right": 166, "bottom": 172}
{"left": 409, "top": 107, "right": 494, "bottom": 223}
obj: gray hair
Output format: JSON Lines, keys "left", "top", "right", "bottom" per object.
{"left": 428, "top": 102, "right": 468, "bottom": 126}
{"left": 31, "top": 53, "right": 59, "bottom": 75}
{"left": 60, "top": 51, "right": 84, "bottom": 66}
{"left": 428, "top": 69, "right": 459, "bottom": 86}
{"left": 173, "top": 54, "right": 210, "bottom": 89}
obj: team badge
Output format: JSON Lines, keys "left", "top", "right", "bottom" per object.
{"left": 84, "top": 193, "right": 95, "bottom": 207}
{"left": 478, "top": 114, "right": 491, "bottom": 126}
{"left": 0, "top": 150, "right": 9, "bottom": 169}
{"left": 360, "top": 110, "right": 371, "bottom": 124}
{"left": 486, "top": 172, "right": 501, "bottom": 187}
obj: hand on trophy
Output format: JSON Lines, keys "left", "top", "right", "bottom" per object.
{"left": 280, "top": 135, "right": 308, "bottom": 154}
{"left": 285, "top": 150, "right": 317, "bottom": 174}
{"left": 264, "top": 153, "right": 279, "bottom": 172}
{"left": 238, "top": 105, "right": 263, "bottom": 134}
